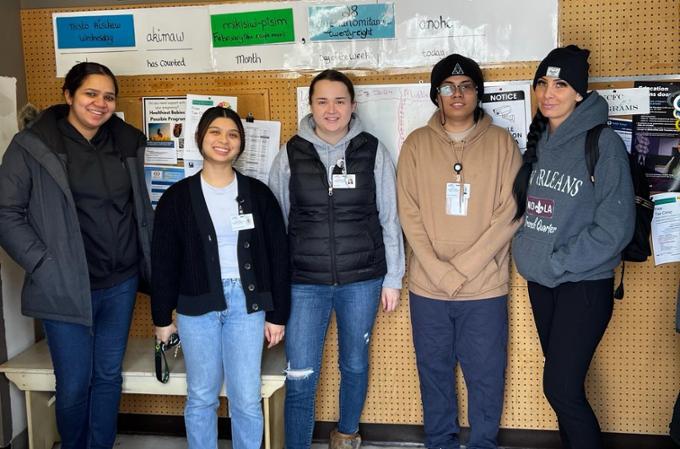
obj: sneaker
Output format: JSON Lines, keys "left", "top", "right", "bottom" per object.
{"left": 329, "top": 428, "right": 362, "bottom": 449}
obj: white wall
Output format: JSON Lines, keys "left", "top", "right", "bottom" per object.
{"left": 0, "top": 75, "right": 33, "bottom": 442}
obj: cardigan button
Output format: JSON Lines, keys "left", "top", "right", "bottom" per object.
{"left": 244, "top": 263, "right": 252, "bottom": 270}
{"left": 247, "top": 284, "right": 255, "bottom": 292}
{"left": 244, "top": 241, "right": 250, "bottom": 248}
{"left": 252, "top": 303, "right": 259, "bottom": 311}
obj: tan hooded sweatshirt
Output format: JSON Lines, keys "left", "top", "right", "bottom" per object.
{"left": 397, "top": 112, "right": 522, "bottom": 300}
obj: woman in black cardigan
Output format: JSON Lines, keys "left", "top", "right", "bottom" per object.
{"left": 151, "top": 107, "right": 289, "bottom": 449}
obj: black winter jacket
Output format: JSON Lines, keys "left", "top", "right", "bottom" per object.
{"left": 0, "top": 104, "right": 154, "bottom": 326}
{"left": 150, "top": 171, "right": 290, "bottom": 326}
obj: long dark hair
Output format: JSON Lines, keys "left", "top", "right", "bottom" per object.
{"left": 62, "top": 62, "right": 118, "bottom": 97}
{"left": 195, "top": 106, "right": 246, "bottom": 160}
{"left": 512, "top": 110, "right": 547, "bottom": 220}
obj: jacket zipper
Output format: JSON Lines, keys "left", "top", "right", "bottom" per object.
{"left": 92, "top": 143, "right": 119, "bottom": 271}
{"left": 318, "top": 158, "right": 338, "bottom": 285}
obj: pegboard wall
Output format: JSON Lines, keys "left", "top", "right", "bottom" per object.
{"left": 19, "top": 0, "right": 680, "bottom": 435}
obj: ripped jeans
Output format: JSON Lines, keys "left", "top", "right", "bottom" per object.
{"left": 284, "top": 277, "right": 383, "bottom": 449}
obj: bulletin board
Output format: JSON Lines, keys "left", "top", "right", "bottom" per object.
{"left": 19, "top": 0, "right": 680, "bottom": 436}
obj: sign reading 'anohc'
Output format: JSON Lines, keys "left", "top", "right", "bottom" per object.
{"left": 210, "top": 9, "right": 295, "bottom": 47}
{"left": 56, "top": 14, "right": 135, "bottom": 48}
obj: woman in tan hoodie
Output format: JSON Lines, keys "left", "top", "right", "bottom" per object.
{"left": 397, "top": 54, "right": 521, "bottom": 449}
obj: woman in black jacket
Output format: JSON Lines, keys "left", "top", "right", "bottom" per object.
{"left": 151, "top": 107, "right": 289, "bottom": 449}
{"left": 0, "top": 62, "right": 153, "bottom": 449}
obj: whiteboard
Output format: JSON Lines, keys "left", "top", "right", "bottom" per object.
{"left": 298, "top": 83, "right": 435, "bottom": 164}
{"left": 297, "top": 81, "right": 532, "bottom": 163}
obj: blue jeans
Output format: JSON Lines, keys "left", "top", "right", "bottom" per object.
{"left": 410, "top": 292, "right": 508, "bottom": 449}
{"left": 43, "top": 274, "right": 138, "bottom": 449}
{"left": 284, "top": 277, "right": 383, "bottom": 449}
{"left": 177, "top": 279, "right": 265, "bottom": 449}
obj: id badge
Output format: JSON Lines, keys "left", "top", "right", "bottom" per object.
{"left": 446, "top": 183, "right": 471, "bottom": 216}
{"left": 230, "top": 213, "right": 255, "bottom": 231}
{"left": 332, "top": 174, "right": 356, "bottom": 189}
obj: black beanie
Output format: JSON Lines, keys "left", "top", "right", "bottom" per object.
{"left": 430, "top": 54, "right": 484, "bottom": 106}
{"left": 533, "top": 45, "right": 590, "bottom": 98}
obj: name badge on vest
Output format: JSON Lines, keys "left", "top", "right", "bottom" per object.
{"left": 332, "top": 174, "right": 356, "bottom": 189}
{"left": 231, "top": 213, "right": 255, "bottom": 231}
{"left": 446, "top": 183, "right": 471, "bottom": 216}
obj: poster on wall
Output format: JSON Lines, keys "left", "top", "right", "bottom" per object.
{"left": 298, "top": 81, "right": 531, "bottom": 162}
{"left": 379, "top": 0, "right": 557, "bottom": 68}
{"left": 596, "top": 87, "right": 650, "bottom": 116}
{"left": 52, "top": 7, "right": 213, "bottom": 77}
{"left": 52, "top": 0, "right": 558, "bottom": 75}
{"left": 481, "top": 82, "right": 531, "bottom": 151}
{"left": 298, "top": 83, "right": 435, "bottom": 164}
{"left": 606, "top": 118, "right": 634, "bottom": 153}
{"left": 650, "top": 192, "right": 680, "bottom": 265}
{"left": 632, "top": 81, "right": 680, "bottom": 192}
{"left": 143, "top": 96, "right": 186, "bottom": 164}
{"left": 291, "top": 1, "right": 390, "bottom": 70}
{"left": 234, "top": 120, "right": 282, "bottom": 184}
{"left": 209, "top": 2, "right": 308, "bottom": 72}
{"left": 144, "top": 165, "right": 185, "bottom": 208}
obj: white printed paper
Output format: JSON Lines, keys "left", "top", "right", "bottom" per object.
{"left": 650, "top": 192, "right": 680, "bottom": 265}
{"left": 597, "top": 87, "right": 651, "bottom": 116}
{"left": 143, "top": 96, "right": 186, "bottom": 162}
{"left": 482, "top": 82, "right": 532, "bottom": 151}
{"left": 234, "top": 120, "right": 281, "bottom": 184}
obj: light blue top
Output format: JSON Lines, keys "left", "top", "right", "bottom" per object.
{"left": 201, "top": 175, "right": 240, "bottom": 280}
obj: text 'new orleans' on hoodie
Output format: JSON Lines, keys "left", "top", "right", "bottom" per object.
{"left": 512, "top": 91, "right": 635, "bottom": 288}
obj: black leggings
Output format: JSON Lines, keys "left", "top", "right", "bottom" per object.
{"left": 528, "top": 278, "right": 614, "bottom": 449}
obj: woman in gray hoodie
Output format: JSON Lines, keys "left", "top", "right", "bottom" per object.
{"left": 511, "top": 46, "right": 635, "bottom": 449}
{"left": 268, "top": 70, "right": 404, "bottom": 449}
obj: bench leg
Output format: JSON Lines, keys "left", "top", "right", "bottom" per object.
{"left": 25, "top": 391, "right": 60, "bottom": 449}
{"left": 263, "top": 386, "right": 285, "bottom": 449}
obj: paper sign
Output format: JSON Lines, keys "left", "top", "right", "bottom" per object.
{"left": 55, "top": 15, "right": 135, "bottom": 49}
{"left": 650, "top": 192, "right": 680, "bottom": 265}
{"left": 144, "top": 165, "right": 185, "bottom": 208}
{"left": 211, "top": 8, "right": 295, "bottom": 47}
{"left": 308, "top": 3, "right": 395, "bottom": 41}
{"left": 597, "top": 87, "right": 651, "bottom": 116}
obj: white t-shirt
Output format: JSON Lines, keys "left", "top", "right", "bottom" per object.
{"left": 201, "top": 175, "right": 240, "bottom": 280}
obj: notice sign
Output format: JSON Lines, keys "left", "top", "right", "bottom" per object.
{"left": 55, "top": 14, "right": 135, "bottom": 48}
{"left": 211, "top": 8, "right": 295, "bottom": 47}
{"left": 309, "top": 3, "right": 395, "bottom": 41}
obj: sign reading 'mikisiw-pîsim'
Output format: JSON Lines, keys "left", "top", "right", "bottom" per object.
{"left": 55, "top": 15, "right": 136, "bottom": 48}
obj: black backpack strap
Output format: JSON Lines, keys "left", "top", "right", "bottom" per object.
{"left": 585, "top": 124, "right": 607, "bottom": 183}
{"left": 614, "top": 261, "right": 625, "bottom": 300}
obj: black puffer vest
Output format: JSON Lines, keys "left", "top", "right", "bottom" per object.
{"left": 287, "top": 132, "right": 387, "bottom": 285}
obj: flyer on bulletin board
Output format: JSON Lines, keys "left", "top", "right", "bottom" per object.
{"left": 650, "top": 192, "right": 680, "bottom": 265}
{"left": 144, "top": 165, "right": 185, "bottom": 208}
{"left": 143, "top": 96, "right": 186, "bottom": 163}
{"left": 631, "top": 81, "right": 680, "bottom": 193}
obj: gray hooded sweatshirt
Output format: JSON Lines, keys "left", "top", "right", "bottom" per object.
{"left": 268, "top": 113, "right": 405, "bottom": 289}
{"left": 512, "top": 91, "right": 635, "bottom": 288}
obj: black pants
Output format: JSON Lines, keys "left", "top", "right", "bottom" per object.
{"left": 528, "top": 278, "right": 614, "bottom": 449}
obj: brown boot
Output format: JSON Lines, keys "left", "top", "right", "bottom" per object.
{"left": 329, "top": 428, "right": 361, "bottom": 449}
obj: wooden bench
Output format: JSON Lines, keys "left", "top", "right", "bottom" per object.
{"left": 0, "top": 337, "right": 286, "bottom": 449}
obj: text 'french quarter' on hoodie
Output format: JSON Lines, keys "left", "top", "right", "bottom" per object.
{"left": 512, "top": 91, "right": 635, "bottom": 288}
